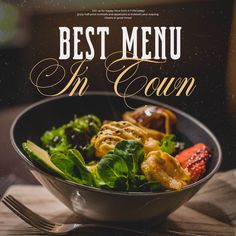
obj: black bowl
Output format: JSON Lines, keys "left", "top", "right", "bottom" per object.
{"left": 10, "top": 92, "right": 222, "bottom": 222}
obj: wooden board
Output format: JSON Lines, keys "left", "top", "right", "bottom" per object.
{"left": 1, "top": 170, "right": 236, "bottom": 236}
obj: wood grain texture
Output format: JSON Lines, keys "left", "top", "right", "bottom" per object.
{"left": 1, "top": 170, "right": 236, "bottom": 236}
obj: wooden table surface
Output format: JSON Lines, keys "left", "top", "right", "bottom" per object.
{"left": 1, "top": 170, "right": 236, "bottom": 236}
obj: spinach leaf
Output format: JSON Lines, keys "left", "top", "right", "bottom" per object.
{"left": 96, "top": 153, "right": 129, "bottom": 190}
{"left": 68, "top": 149, "right": 95, "bottom": 186}
{"left": 160, "top": 134, "right": 176, "bottom": 155}
{"left": 84, "top": 143, "right": 96, "bottom": 160}
{"left": 113, "top": 140, "right": 144, "bottom": 175}
{"left": 128, "top": 175, "right": 161, "bottom": 192}
{"left": 128, "top": 174, "right": 147, "bottom": 191}
{"left": 50, "top": 152, "right": 83, "bottom": 184}
{"left": 148, "top": 182, "right": 162, "bottom": 191}
{"left": 96, "top": 140, "right": 145, "bottom": 191}
{"left": 51, "top": 149, "right": 95, "bottom": 186}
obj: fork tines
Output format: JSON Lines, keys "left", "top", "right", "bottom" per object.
{"left": 2, "top": 195, "right": 59, "bottom": 232}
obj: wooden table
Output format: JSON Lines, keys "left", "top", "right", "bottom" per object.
{"left": 1, "top": 170, "right": 236, "bottom": 236}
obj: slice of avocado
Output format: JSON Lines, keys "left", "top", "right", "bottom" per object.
{"left": 22, "top": 140, "right": 64, "bottom": 177}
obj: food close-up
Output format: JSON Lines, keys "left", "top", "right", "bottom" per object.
{"left": 23, "top": 105, "right": 211, "bottom": 192}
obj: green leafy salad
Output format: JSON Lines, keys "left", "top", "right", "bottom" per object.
{"left": 23, "top": 106, "right": 204, "bottom": 192}
{"left": 23, "top": 115, "right": 172, "bottom": 192}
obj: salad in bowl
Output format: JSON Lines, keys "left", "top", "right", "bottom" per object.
{"left": 23, "top": 105, "right": 211, "bottom": 192}
{"left": 11, "top": 93, "right": 221, "bottom": 222}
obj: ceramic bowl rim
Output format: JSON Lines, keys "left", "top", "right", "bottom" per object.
{"left": 10, "top": 91, "right": 222, "bottom": 196}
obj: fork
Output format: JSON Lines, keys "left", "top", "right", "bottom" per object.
{"left": 2, "top": 195, "right": 149, "bottom": 235}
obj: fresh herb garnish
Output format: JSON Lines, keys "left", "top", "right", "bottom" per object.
{"left": 160, "top": 134, "right": 176, "bottom": 155}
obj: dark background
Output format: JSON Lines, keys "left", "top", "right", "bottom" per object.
{"left": 0, "top": 0, "right": 235, "bottom": 193}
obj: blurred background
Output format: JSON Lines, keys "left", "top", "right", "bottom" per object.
{"left": 0, "top": 0, "right": 235, "bottom": 194}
